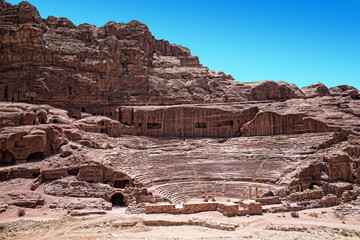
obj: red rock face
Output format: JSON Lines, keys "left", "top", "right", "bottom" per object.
{"left": 0, "top": 1, "right": 359, "bottom": 214}
{"left": 0, "top": 1, "right": 306, "bottom": 107}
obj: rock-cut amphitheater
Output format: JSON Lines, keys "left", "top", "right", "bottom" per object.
{"left": 0, "top": 0, "right": 360, "bottom": 217}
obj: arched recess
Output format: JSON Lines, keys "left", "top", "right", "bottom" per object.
{"left": 110, "top": 191, "right": 127, "bottom": 207}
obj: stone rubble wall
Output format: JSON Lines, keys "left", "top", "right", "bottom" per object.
{"left": 145, "top": 199, "right": 262, "bottom": 217}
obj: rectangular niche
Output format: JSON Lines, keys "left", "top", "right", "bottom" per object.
{"left": 195, "top": 122, "right": 207, "bottom": 128}
{"left": 221, "top": 120, "right": 234, "bottom": 126}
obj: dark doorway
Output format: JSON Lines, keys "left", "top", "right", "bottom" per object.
{"left": 111, "top": 193, "right": 126, "bottom": 207}
{"left": 195, "top": 122, "right": 207, "bottom": 128}
{"left": 27, "top": 152, "right": 44, "bottom": 162}
{"left": 114, "top": 180, "right": 129, "bottom": 188}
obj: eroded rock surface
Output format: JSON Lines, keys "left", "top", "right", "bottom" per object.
{"left": 0, "top": 1, "right": 359, "bottom": 215}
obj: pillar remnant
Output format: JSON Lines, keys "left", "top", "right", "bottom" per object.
{"left": 249, "top": 185, "right": 252, "bottom": 199}
{"left": 211, "top": 186, "right": 215, "bottom": 201}
{"left": 255, "top": 185, "right": 259, "bottom": 198}
{"left": 204, "top": 187, "right": 208, "bottom": 202}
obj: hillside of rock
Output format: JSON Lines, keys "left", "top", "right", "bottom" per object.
{"left": 0, "top": 0, "right": 310, "bottom": 107}
{"left": 0, "top": 0, "right": 359, "bottom": 216}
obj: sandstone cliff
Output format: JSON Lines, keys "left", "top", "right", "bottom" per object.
{"left": 0, "top": 1, "right": 359, "bottom": 215}
{"left": 0, "top": 1, "right": 307, "bottom": 107}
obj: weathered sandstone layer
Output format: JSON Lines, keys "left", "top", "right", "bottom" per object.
{"left": 0, "top": 1, "right": 359, "bottom": 216}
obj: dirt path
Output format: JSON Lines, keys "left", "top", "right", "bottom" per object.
{"left": 1, "top": 206, "right": 360, "bottom": 240}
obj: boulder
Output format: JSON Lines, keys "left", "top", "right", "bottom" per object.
{"left": 301, "top": 82, "right": 330, "bottom": 97}
{"left": 60, "top": 145, "right": 73, "bottom": 157}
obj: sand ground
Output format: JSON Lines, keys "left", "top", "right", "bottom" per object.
{"left": 1, "top": 203, "right": 360, "bottom": 240}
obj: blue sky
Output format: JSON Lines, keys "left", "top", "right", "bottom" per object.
{"left": 7, "top": 0, "right": 360, "bottom": 90}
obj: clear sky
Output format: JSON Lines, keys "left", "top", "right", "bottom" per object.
{"left": 7, "top": 0, "right": 360, "bottom": 90}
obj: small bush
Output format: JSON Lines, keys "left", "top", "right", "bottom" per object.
{"left": 309, "top": 213, "right": 318, "bottom": 218}
{"left": 0, "top": 223, "right": 6, "bottom": 230}
{"left": 334, "top": 211, "right": 345, "bottom": 221}
{"left": 91, "top": 143, "right": 98, "bottom": 149}
{"left": 285, "top": 189, "right": 290, "bottom": 195}
{"left": 18, "top": 208, "right": 25, "bottom": 217}
{"left": 291, "top": 211, "right": 299, "bottom": 218}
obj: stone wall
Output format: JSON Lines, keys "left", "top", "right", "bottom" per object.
{"left": 145, "top": 199, "right": 262, "bottom": 216}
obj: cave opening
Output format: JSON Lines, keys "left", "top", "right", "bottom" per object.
{"left": 32, "top": 172, "right": 40, "bottom": 178}
{"left": 309, "top": 182, "right": 319, "bottom": 189}
{"left": 67, "top": 168, "right": 79, "bottom": 176}
{"left": 111, "top": 193, "right": 126, "bottom": 207}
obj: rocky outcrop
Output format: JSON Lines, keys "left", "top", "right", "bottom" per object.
{"left": 286, "top": 135, "right": 360, "bottom": 203}
{"left": 0, "top": 0, "right": 7, "bottom": 9}
{"left": 0, "top": 102, "right": 70, "bottom": 128}
{"left": 5, "top": 191, "right": 44, "bottom": 208}
{"left": 301, "top": 82, "right": 330, "bottom": 98}
{"left": 330, "top": 85, "right": 360, "bottom": 99}
{"left": 322, "top": 153, "right": 354, "bottom": 183}
{"left": 0, "top": 1, "right": 308, "bottom": 108}
{"left": 247, "top": 81, "right": 302, "bottom": 101}
{"left": 0, "top": 125, "right": 67, "bottom": 164}
{"left": 240, "top": 111, "right": 337, "bottom": 136}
